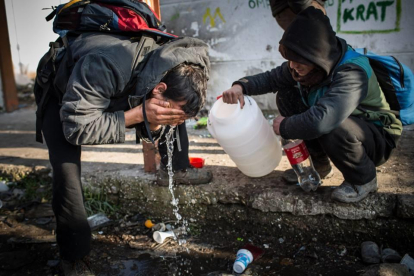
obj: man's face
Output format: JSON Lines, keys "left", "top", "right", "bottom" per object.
{"left": 289, "top": 61, "right": 315, "bottom": 76}
{"left": 152, "top": 92, "right": 188, "bottom": 114}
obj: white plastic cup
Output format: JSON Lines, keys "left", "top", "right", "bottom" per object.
{"left": 153, "top": 230, "right": 175, "bottom": 244}
{"left": 233, "top": 249, "right": 254, "bottom": 273}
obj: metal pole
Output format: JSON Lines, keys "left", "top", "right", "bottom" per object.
{"left": 142, "top": 0, "right": 161, "bottom": 173}
{"left": 0, "top": 0, "right": 19, "bottom": 112}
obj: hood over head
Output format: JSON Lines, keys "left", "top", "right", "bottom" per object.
{"left": 270, "top": 0, "right": 326, "bottom": 16}
{"left": 133, "top": 37, "right": 210, "bottom": 97}
{"left": 279, "top": 6, "right": 341, "bottom": 76}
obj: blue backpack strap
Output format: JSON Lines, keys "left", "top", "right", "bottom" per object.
{"left": 338, "top": 48, "right": 362, "bottom": 67}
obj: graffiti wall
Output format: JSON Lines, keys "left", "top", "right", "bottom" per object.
{"left": 326, "top": 0, "right": 413, "bottom": 71}
{"left": 160, "top": 0, "right": 414, "bottom": 110}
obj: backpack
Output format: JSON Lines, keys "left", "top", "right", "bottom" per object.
{"left": 34, "top": 0, "right": 177, "bottom": 143}
{"left": 340, "top": 48, "right": 414, "bottom": 126}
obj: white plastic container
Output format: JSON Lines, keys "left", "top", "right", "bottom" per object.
{"left": 233, "top": 249, "right": 253, "bottom": 273}
{"left": 207, "top": 96, "right": 282, "bottom": 177}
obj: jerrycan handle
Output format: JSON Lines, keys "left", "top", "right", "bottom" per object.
{"left": 216, "top": 95, "right": 252, "bottom": 106}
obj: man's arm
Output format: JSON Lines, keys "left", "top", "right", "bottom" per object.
{"left": 60, "top": 53, "right": 129, "bottom": 145}
{"left": 61, "top": 54, "right": 187, "bottom": 145}
{"left": 222, "top": 62, "right": 295, "bottom": 108}
{"left": 233, "top": 62, "right": 295, "bottom": 96}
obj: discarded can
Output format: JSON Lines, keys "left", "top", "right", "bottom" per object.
{"left": 87, "top": 213, "right": 110, "bottom": 230}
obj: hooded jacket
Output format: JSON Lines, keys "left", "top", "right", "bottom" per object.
{"left": 234, "top": 7, "right": 402, "bottom": 141}
{"left": 270, "top": 0, "right": 327, "bottom": 16}
{"left": 55, "top": 33, "right": 209, "bottom": 145}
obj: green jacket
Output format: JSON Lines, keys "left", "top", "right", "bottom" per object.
{"left": 235, "top": 38, "right": 402, "bottom": 140}
{"left": 303, "top": 46, "right": 403, "bottom": 138}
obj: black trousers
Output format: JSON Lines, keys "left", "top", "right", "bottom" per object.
{"left": 277, "top": 87, "right": 396, "bottom": 185}
{"left": 42, "top": 96, "right": 189, "bottom": 260}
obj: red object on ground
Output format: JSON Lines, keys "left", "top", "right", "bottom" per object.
{"left": 189, "top": 157, "right": 205, "bottom": 168}
{"left": 242, "top": 244, "right": 265, "bottom": 260}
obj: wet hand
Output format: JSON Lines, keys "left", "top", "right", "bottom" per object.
{"left": 273, "top": 116, "right": 285, "bottom": 135}
{"left": 125, "top": 98, "right": 186, "bottom": 128}
{"left": 222, "top": 84, "right": 245, "bottom": 109}
{"left": 145, "top": 98, "right": 187, "bottom": 127}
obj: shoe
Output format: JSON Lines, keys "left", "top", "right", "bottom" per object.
{"left": 61, "top": 257, "right": 95, "bottom": 276}
{"left": 282, "top": 162, "right": 333, "bottom": 184}
{"left": 157, "top": 165, "right": 213, "bottom": 186}
{"left": 331, "top": 177, "right": 378, "bottom": 203}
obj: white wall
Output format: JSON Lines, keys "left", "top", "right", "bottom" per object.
{"left": 5, "top": 0, "right": 60, "bottom": 76}
{"left": 160, "top": 0, "right": 414, "bottom": 110}
{"left": 4, "top": 0, "right": 413, "bottom": 111}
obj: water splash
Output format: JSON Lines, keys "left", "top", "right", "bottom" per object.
{"left": 165, "top": 126, "right": 188, "bottom": 245}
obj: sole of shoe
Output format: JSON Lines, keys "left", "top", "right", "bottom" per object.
{"left": 331, "top": 187, "right": 378, "bottom": 203}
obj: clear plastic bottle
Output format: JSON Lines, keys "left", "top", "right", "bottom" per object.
{"left": 281, "top": 138, "right": 321, "bottom": 192}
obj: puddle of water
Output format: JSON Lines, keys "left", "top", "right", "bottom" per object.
{"left": 110, "top": 253, "right": 232, "bottom": 276}
{"left": 110, "top": 254, "right": 168, "bottom": 276}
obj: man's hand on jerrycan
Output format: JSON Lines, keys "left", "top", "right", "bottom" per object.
{"left": 221, "top": 84, "right": 245, "bottom": 109}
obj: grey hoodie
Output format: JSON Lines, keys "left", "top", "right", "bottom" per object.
{"left": 56, "top": 33, "right": 209, "bottom": 145}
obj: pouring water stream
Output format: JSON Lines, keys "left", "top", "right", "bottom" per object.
{"left": 164, "top": 126, "right": 188, "bottom": 245}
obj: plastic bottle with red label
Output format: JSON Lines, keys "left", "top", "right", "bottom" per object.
{"left": 281, "top": 138, "right": 321, "bottom": 192}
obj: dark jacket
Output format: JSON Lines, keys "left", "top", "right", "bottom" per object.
{"left": 234, "top": 7, "right": 402, "bottom": 141}
{"left": 54, "top": 33, "right": 209, "bottom": 145}
{"left": 270, "top": 0, "right": 327, "bottom": 16}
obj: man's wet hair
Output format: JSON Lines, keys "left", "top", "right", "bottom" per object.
{"left": 161, "top": 63, "right": 207, "bottom": 117}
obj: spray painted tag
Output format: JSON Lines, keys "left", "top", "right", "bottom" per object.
{"left": 284, "top": 141, "right": 309, "bottom": 165}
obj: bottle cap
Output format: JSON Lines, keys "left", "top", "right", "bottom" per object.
{"left": 233, "top": 261, "right": 246, "bottom": 273}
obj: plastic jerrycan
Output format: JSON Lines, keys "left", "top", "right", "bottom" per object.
{"left": 207, "top": 96, "right": 282, "bottom": 177}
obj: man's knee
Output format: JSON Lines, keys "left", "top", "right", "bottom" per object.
{"left": 317, "top": 119, "right": 357, "bottom": 152}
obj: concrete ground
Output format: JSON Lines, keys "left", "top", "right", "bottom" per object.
{"left": 1, "top": 106, "right": 414, "bottom": 276}
{"left": 0, "top": 106, "right": 413, "bottom": 220}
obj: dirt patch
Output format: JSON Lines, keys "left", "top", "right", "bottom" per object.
{"left": 1, "top": 202, "right": 414, "bottom": 276}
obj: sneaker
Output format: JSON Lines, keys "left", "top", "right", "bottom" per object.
{"left": 61, "top": 257, "right": 95, "bottom": 276}
{"left": 331, "top": 177, "right": 378, "bottom": 203}
{"left": 282, "top": 162, "right": 333, "bottom": 184}
{"left": 157, "top": 165, "right": 213, "bottom": 186}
